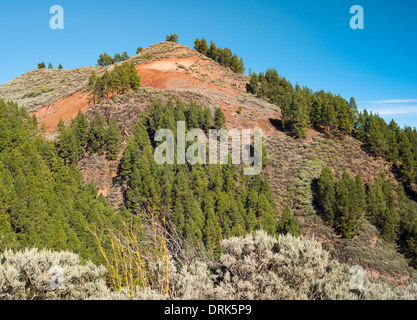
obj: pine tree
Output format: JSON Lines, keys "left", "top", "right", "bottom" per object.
{"left": 166, "top": 34, "right": 179, "bottom": 43}
{"left": 214, "top": 107, "right": 226, "bottom": 129}
{"left": 250, "top": 73, "right": 259, "bottom": 95}
{"left": 104, "top": 117, "right": 122, "bottom": 160}
{"left": 317, "top": 167, "right": 336, "bottom": 224}
{"left": 121, "top": 51, "right": 130, "bottom": 61}
{"left": 88, "top": 113, "right": 106, "bottom": 154}
{"left": 277, "top": 205, "right": 301, "bottom": 237}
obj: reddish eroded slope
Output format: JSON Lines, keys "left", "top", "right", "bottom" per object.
{"left": 136, "top": 56, "right": 239, "bottom": 96}
{"left": 34, "top": 90, "right": 89, "bottom": 134}
{"left": 33, "top": 42, "right": 287, "bottom": 137}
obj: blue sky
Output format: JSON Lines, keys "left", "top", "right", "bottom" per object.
{"left": 0, "top": 0, "right": 416, "bottom": 128}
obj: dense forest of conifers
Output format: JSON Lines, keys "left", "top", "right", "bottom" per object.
{"left": 247, "top": 67, "right": 417, "bottom": 266}
{"left": 0, "top": 96, "right": 300, "bottom": 262}
{"left": 0, "top": 100, "right": 124, "bottom": 264}
{"left": 249, "top": 68, "right": 417, "bottom": 189}
{"left": 118, "top": 99, "right": 300, "bottom": 257}
{"left": 315, "top": 167, "right": 417, "bottom": 266}
{"left": 194, "top": 38, "right": 245, "bottom": 74}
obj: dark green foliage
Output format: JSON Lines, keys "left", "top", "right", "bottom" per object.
{"left": 0, "top": 100, "right": 122, "bottom": 264}
{"left": 56, "top": 111, "right": 123, "bottom": 164}
{"left": 334, "top": 172, "right": 363, "bottom": 239}
{"left": 277, "top": 206, "right": 301, "bottom": 237}
{"left": 97, "top": 53, "right": 114, "bottom": 66}
{"left": 121, "top": 51, "right": 130, "bottom": 61}
{"left": 355, "top": 110, "right": 417, "bottom": 187}
{"left": 250, "top": 68, "right": 355, "bottom": 139}
{"left": 136, "top": 47, "right": 143, "bottom": 54}
{"left": 58, "top": 63, "right": 63, "bottom": 70}
{"left": 214, "top": 107, "right": 226, "bottom": 129}
{"left": 88, "top": 113, "right": 106, "bottom": 154}
{"left": 317, "top": 167, "right": 336, "bottom": 224}
{"left": 88, "top": 63, "right": 141, "bottom": 103}
{"left": 166, "top": 34, "right": 179, "bottom": 43}
{"left": 120, "top": 100, "right": 278, "bottom": 254}
{"left": 97, "top": 50, "right": 131, "bottom": 67}
{"left": 48, "top": 63, "right": 53, "bottom": 69}
{"left": 315, "top": 167, "right": 417, "bottom": 265}
{"left": 104, "top": 117, "right": 123, "bottom": 160}
{"left": 316, "top": 168, "right": 365, "bottom": 239}
{"left": 37, "top": 62, "right": 46, "bottom": 69}
{"left": 194, "top": 38, "right": 245, "bottom": 74}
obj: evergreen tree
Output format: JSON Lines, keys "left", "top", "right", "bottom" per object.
{"left": 166, "top": 34, "right": 179, "bottom": 43}
{"left": 317, "top": 167, "right": 336, "bottom": 224}
{"left": 88, "top": 113, "right": 106, "bottom": 154}
{"left": 104, "top": 117, "right": 122, "bottom": 160}
{"left": 214, "top": 107, "right": 226, "bottom": 129}
{"left": 277, "top": 205, "right": 301, "bottom": 237}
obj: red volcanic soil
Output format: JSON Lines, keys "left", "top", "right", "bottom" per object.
{"left": 34, "top": 91, "right": 89, "bottom": 134}
{"left": 136, "top": 57, "right": 238, "bottom": 96}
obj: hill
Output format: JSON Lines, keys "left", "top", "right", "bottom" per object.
{"left": 0, "top": 40, "right": 416, "bottom": 286}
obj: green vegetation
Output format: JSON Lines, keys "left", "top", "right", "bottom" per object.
{"left": 119, "top": 99, "right": 299, "bottom": 258}
{"left": 249, "top": 69, "right": 355, "bottom": 139}
{"left": 87, "top": 62, "right": 141, "bottom": 104}
{"left": 97, "top": 51, "right": 130, "bottom": 66}
{"left": 355, "top": 110, "right": 417, "bottom": 187}
{"left": 194, "top": 38, "right": 245, "bottom": 74}
{"left": 22, "top": 86, "right": 54, "bottom": 98}
{"left": 0, "top": 100, "right": 122, "bottom": 264}
{"left": 4, "top": 231, "right": 417, "bottom": 300}
{"left": 316, "top": 167, "right": 417, "bottom": 267}
{"left": 165, "top": 33, "right": 179, "bottom": 43}
{"left": 249, "top": 68, "right": 417, "bottom": 188}
{"left": 57, "top": 111, "right": 123, "bottom": 164}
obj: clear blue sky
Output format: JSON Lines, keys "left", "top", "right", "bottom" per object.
{"left": 0, "top": 0, "right": 416, "bottom": 128}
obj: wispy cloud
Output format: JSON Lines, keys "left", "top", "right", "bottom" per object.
{"left": 359, "top": 98, "right": 417, "bottom": 118}
{"left": 373, "top": 106, "right": 417, "bottom": 115}
{"left": 371, "top": 99, "right": 417, "bottom": 104}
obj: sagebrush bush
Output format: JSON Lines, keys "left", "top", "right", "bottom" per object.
{"left": 172, "top": 231, "right": 417, "bottom": 300}
{"left": 0, "top": 248, "right": 108, "bottom": 300}
{"left": 2, "top": 232, "right": 417, "bottom": 300}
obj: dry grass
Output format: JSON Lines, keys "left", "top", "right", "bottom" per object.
{"left": 0, "top": 66, "right": 103, "bottom": 112}
{"left": 89, "top": 209, "right": 172, "bottom": 299}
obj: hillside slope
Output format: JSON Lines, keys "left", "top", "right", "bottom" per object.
{"left": 1, "top": 41, "right": 415, "bottom": 285}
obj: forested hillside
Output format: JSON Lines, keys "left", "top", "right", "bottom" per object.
{"left": 0, "top": 100, "right": 122, "bottom": 264}
{"left": 1, "top": 38, "right": 417, "bottom": 299}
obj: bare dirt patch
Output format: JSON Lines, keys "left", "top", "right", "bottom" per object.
{"left": 34, "top": 90, "right": 89, "bottom": 134}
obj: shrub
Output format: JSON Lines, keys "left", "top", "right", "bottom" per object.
{"left": 0, "top": 248, "right": 108, "bottom": 300}
{"left": 173, "top": 231, "right": 417, "bottom": 300}
{"left": 23, "top": 87, "right": 54, "bottom": 98}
